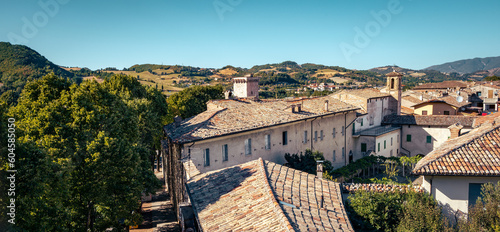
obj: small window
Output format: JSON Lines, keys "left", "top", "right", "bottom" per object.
{"left": 361, "top": 143, "right": 367, "bottom": 152}
{"left": 444, "top": 111, "right": 450, "bottom": 115}
{"left": 390, "top": 150, "right": 393, "bottom": 156}
{"left": 222, "top": 144, "right": 228, "bottom": 162}
{"left": 282, "top": 131, "right": 288, "bottom": 145}
{"left": 265, "top": 134, "right": 271, "bottom": 150}
{"left": 341, "top": 126, "right": 345, "bottom": 136}
{"left": 303, "top": 131, "right": 308, "bottom": 143}
{"left": 391, "top": 137, "right": 393, "bottom": 146}
{"left": 384, "top": 140, "right": 386, "bottom": 149}
{"left": 204, "top": 148, "right": 210, "bottom": 167}
{"left": 360, "top": 118, "right": 364, "bottom": 126}
{"left": 407, "top": 134, "right": 412, "bottom": 142}
{"left": 378, "top": 143, "right": 380, "bottom": 152}
{"left": 314, "top": 131, "right": 318, "bottom": 142}
{"left": 422, "top": 110, "right": 428, "bottom": 115}
{"left": 320, "top": 130, "right": 324, "bottom": 141}
{"left": 333, "top": 150, "right": 336, "bottom": 162}
{"left": 333, "top": 128, "right": 336, "bottom": 138}
{"left": 342, "top": 147, "right": 345, "bottom": 159}
{"left": 245, "top": 138, "right": 252, "bottom": 155}
{"left": 426, "top": 136, "right": 432, "bottom": 143}
{"left": 469, "top": 183, "right": 484, "bottom": 207}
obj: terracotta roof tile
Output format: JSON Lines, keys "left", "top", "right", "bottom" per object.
{"left": 413, "top": 123, "right": 500, "bottom": 176}
{"left": 187, "top": 159, "right": 354, "bottom": 231}
{"left": 412, "top": 81, "right": 469, "bottom": 90}
{"left": 165, "top": 95, "right": 358, "bottom": 143}
{"left": 382, "top": 115, "right": 476, "bottom": 127}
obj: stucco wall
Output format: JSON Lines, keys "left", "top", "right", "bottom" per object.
{"left": 353, "top": 97, "right": 392, "bottom": 133}
{"left": 400, "top": 125, "right": 472, "bottom": 156}
{"left": 414, "top": 103, "right": 457, "bottom": 115}
{"left": 182, "top": 111, "right": 357, "bottom": 175}
{"left": 422, "top": 175, "right": 500, "bottom": 217}
{"left": 374, "top": 130, "right": 400, "bottom": 157}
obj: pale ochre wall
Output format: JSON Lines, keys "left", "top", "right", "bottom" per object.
{"left": 353, "top": 97, "right": 392, "bottom": 133}
{"left": 182, "top": 111, "right": 357, "bottom": 175}
{"left": 401, "top": 125, "right": 472, "bottom": 156}
{"left": 374, "top": 130, "right": 400, "bottom": 157}
{"left": 414, "top": 103, "right": 457, "bottom": 115}
{"left": 414, "top": 104, "right": 433, "bottom": 115}
{"left": 422, "top": 176, "right": 500, "bottom": 217}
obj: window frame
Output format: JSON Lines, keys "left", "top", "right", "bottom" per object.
{"left": 222, "top": 144, "right": 228, "bottom": 162}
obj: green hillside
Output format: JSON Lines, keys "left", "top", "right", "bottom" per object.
{"left": 0, "top": 42, "right": 75, "bottom": 104}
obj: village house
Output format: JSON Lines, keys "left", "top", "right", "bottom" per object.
{"left": 412, "top": 120, "right": 500, "bottom": 222}
{"left": 382, "top": 115, "right": 476, "bottom": 157}
{"left": 411, "top": 95, "right": 471, "bottom": 116}
{"left": 469, "top": 81, "right": 500, "bottom": 112}
{"left": 412, "top": 80, "right": 470, "bottom": 94}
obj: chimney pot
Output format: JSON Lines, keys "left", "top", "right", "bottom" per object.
{"left": 324, "top": 100, "right": 329, "bottom": 112}
{"left": 297, "top": 104, "right": 302, "bottom": 112}
{"left": 316, "top": 160, "right": 324, "bottom": 179}
{"left": 290, "top": 104, "right": 296, "bottom": 113}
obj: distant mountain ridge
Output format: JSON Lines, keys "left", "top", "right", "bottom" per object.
{"left": 424, "top": 56, "right": 500, "bottom": 74}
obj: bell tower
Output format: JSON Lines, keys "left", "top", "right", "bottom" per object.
{"left": 386, "top": 71, "right": 403, "bottom": 115}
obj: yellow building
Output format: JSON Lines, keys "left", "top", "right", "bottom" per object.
{"left": 412, "top": 96, "right": 471, "bottom": 115}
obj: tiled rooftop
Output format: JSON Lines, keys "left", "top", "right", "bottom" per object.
{"left": 341, "top": 183, "right": 424, "bottom": 193}
{"left": 412, "top": 123, "right": 500, "bottom": 176}
{"left": 382, "top": 115, "right": 476, "bottom": 127}
{"left": 355, "top": 125, "right": 400, "bottom": 137}
{"left": 412, "top": 95, "right": 471, "bottom": 108}
{"left": 266, "top": 161, "right": 353, "bottom": 231}
{"left": 401, "top": 95, "right": 423, "bottom": 104}
{"left": 412, "top": 81, "right": 469, "bottom": 90}
{"left": 187, "top": 158, "right": 354, "bottom": 232}
{"left": 335, "top": 89, "right": 391, "bottom": 100}
{"left": 165, "top": 95, "right": 359, "bottom": 143}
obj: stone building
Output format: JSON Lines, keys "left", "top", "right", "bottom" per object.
{"left": 232, "top": 74, "right": 259, "bottom": 99}
{"left": 187, "top": 158, "right": 354, "bottom": 231}
{"left": 382, "top": 115, "right": 476, "bottom": 157}
{"left": 413, "top": 122, "right": 500, "bottom": 221}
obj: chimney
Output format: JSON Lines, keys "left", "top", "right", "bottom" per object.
{"left": 296, "top": 104, "right": 302, "bottom": 112}
{"left": 324, "top": 100, "right": 329, "bottom": 112}
{"left": 224, "top": 90, "right": 232, "bottom": 99}
{"left": 174, "top": 115, "right": 182, "bottom": 127}
{"left": 316, "top": 160, "right": 324, "bottom": 179}
{"left": 290, "top": 104, "right": 296, "bottom": 113}
{"left": 448, "top": 123, "right": 464, "bottom": 139}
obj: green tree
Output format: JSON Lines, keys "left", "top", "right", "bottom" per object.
{"left": 166, "top": 85, "right": 223, "bottom": 123}
{"left": 348, "top": 191, "right": 404, "bottom": 231}
{"left": 10, "top": 74, "right": 164, "bottom": 231}
{"left": 284, "top": 149, "right": 332, "bottom": 175}
{"left": 485, "top": 75, "right": 500, "bottom": 81}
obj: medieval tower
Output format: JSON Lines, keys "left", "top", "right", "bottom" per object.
{"left": 233, "top": 74, "right": 260, "bottom": 99}
{"left": 386, "top": 71, "right": 403, "bottom": 115}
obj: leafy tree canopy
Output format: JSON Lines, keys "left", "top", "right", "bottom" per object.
{"left": 166, "top": 85, "right": 223, "bottom": 123}
{"left": 7, "top": 73, "right": 165, "bottom": 231}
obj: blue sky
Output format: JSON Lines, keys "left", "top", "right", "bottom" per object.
{"left": 1, "top": 0, "right": 499, "bottom": 70}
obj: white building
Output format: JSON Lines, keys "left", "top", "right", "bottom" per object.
{"left": 413, "top": 122, "right": 500, "bottom": 222}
